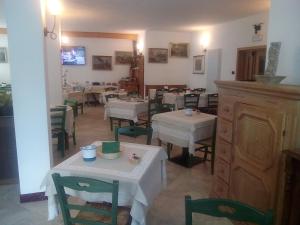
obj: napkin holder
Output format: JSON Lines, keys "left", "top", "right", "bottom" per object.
{"left": 102, "top": 141, "right": 121, "bottom": 159}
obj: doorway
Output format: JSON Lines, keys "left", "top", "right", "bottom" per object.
{"left": 236, "top": 45, "right": 266, "bottom": 81}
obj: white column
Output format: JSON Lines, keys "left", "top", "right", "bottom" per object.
{"left": 5, "top": 0, "right": 52, "bottom": 194}
{"left": 267, "top": 0, "right": 300, "bottom": 84}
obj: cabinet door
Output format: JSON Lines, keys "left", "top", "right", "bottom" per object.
{"left": 230, "top": 103, "right": 285, "bottom": 211}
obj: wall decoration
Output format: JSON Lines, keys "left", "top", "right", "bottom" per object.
{"left": 148, "top": 48, "right": 168, "bottom": 63}
{"left": 115, "top": 51, "right": 133, "bottom": 64}
{"left": 92, "top": 56, "right": 112, "bottom": 70}
{"left": 0, "top": 47, "right": 8, "bottom": 63}
{"left": 169, "top": 43, "right": 189, "bottom": 57}
{"left": 265, "top": 42, "right": 281, "bottom": 76}
{"left": 193, "top": 55, "right": 205, "bottom": 74}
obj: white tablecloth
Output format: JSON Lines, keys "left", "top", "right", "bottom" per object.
{"left": 41, "top": 142, "right": 167, "bottom": 225}
{"left": 152, "top": 110, "right": 216, "bottom": 154}
{"left": 163, "top": 93, "right": 209, "bottom": 109}
{"left": 104, "top": 99, "right": 148, "bottom": 122}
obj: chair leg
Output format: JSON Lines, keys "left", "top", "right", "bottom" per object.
{"left": 65, "top": 131, "right": 69, "bottom": 150}
{"left": 110, "top": 117, "right": 113, "bottom": 131}
{"left": 203, "top": 146, "right": 208, "bottom": 161}
{"left": 211, "top": 146, "right": 215, "bottom": 175}
{"left": 167, "top": 143, "right": 172, "bottom": 159}
{"left": 58, "top": 133, "right": 65, "bottom": 157}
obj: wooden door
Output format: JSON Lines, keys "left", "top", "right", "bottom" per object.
{"left": 236, "top": 46, "right": 266, "bottom": 81}
{"left": 230, "top": 103, "right": 285, "bottom": 211}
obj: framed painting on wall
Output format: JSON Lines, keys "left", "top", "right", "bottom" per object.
{"left": 193, "top": 55, "right": 205, "bottom": 74}
{"left": 148, "top": 48, "right": 168, "bottom": 63}
{"left": 115, "top": 51, "right": 133, "bottom": 64}
{"left": 0, "top": 47, "right": 8, "bottom": 63}
{"left": 92, "top": 56, "right": 112, "bottom": 70}
{"left": 169, "top": 43, "right": 189, "bottom": 57}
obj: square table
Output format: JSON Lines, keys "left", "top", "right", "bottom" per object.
{"left": 41, "top": 141, "right": 167, "bottom": 225}
{"left": 151, "top": 110, "right": 216, "bottom": 167}
{"left": 104, "top": 99, "right": 148, "bottom": 123}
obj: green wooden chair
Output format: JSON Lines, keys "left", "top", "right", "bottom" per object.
{"left": 160, "top": 103, "right": 175, "bottom": 112}
{"left": 115, "top": 126, "right": 153, "bottom": 145}
{"left": 63, "top": 100, "right": 77, "bottom": 146}
{"left": 195, "top": 117, "right": 218, "bottom": 174}
{"left": 184, "top": 93, "right": 200, "bottom": 109}
{"left": 50, "top": 106, "right": 67, "bottom": 157}
{"left": 52, "top": 173, "right": 130, "bottom": 225}
{"left": 185, "top": 196, "right": 273, "bottom": 225}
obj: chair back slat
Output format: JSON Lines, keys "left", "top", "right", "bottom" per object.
{"left": 52, "top": 173, "right": 119, "bottom": 225}
{"left": 184, "top": 93, "right": 200, "bottom": 109}
{"left": 207, "top": 93, "right": 218, "bottom": 107}
{"left": 185, "top": 196, "right": 273, "bottom": 225}
{"left": 50, "top": 106, "right": 67, "bottom": 131}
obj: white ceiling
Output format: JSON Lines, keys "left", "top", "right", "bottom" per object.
{"left": 0, "top": 0, "right": 270, "bottom": 32}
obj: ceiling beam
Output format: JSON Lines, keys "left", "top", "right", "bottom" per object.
{"left": 62, "top": 31, "right": 138, "bottom": 41}
{"left": 0, "top": 28, "right": 7, "bottom": 34}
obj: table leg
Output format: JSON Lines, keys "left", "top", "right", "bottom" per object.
{"left": 158, "top": 139, "right": 162, "bottom": 146}
{"left": 169, "top": 147, "right": 204, "bottom": 168}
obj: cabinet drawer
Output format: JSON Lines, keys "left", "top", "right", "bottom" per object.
{"left": 218, "top": 118, "right": 233, "bottom": 143}
{"left": 216, "top": 138, "right": 232, "bottom": 163}
{"left": 215, "top": 158, "right": 230, "bottom": 183}
{"left": 212, "top": 177, "right": 229, "bottom": 198}
{"left": 218, "top": 98, "right": 234, "bottom": 121}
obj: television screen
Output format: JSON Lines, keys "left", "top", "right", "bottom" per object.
{"left": 61, "top": 46, "right": 86, "bottom": 65}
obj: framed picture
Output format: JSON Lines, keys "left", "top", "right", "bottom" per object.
{"left": 193, "top": 55, "right": 205, "bottom": 74}
{"left": 92, "top": 56, "right": 112, "bottom": 70}
{"left": 0, "top": 47, "right": 8, "bottom": 63}
{"left": 169, "top": 43, "right": 189, "bottom": 57}
{"left": 115, "top": 51, "right": 133, "bottom": 64}
{"left": 148, "top": 48, "right": 168, "bottom": 63}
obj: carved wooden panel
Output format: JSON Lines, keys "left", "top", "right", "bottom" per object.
{"left": 218, "top": 96, "right": 235, "bottom": 121}
{"left": 216, "top": 138, "right": 232, "bottom": 163}
{"left": 218, "top": 118, "right": 233, "bottom": 143}
{"left": 230, "top": 103, "right": 285, "bottom": 211}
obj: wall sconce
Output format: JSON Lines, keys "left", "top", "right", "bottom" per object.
{"left": 200, "top": 31, "right": 210, "bottom": 54}
{"left": 136, "top": 41, "right": 144, "bottom": 56}
{"left": 44, "top": 0, "right": 63, "bottom": 40}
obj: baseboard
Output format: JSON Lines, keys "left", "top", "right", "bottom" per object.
{"left": 20, "top": 192, "right": 47, "bottom": 203}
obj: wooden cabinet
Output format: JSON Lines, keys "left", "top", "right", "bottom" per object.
{"left": 213, "top": 81, "right": 300, "bottom": 225}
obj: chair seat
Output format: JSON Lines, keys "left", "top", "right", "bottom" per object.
{"left": 76, "top": 202, "right": 131, "bottom": 225}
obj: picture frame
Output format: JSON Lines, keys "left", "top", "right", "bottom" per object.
{"left": 148, "top": 48, "right": 168, "bottom": 63}
{"left": 0, "top": 47, "right": 8, "bottom": 63}
{"left": 193, "top": 55, "right": 205, "bottom": 74}
{"left": 115, "top": 51, "right": 133, "bottom": 65}
{"left": 92, "top": 56, "right": 112, "bottom": 70}
{"left": 169, "top": 43, "right": 189, "bottom": 57}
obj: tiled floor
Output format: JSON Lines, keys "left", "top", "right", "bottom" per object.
{"left": 0, "top": 105, "right": 225, "bottom": 225}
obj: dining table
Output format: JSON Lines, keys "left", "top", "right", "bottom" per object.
{"left": 151, "top": 109, "right": 216, "bottom": 167}
{"left": 101, "top": 90, "right": 128, "bottom": 104}
{"left": 104, "top": 99, "right": 148, "bottom": 123}
{"left": 41, "top": 141, "right": 167, "bottom": 225}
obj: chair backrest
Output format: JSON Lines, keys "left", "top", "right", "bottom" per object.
{"left": 148, "top": 99, "right": 160, "bottom": 126}
{"left": 115, "top": 126, "right": 153, "bottom": 145}
{"left": 184, "top": 93, "right": 200, "bottom": 109}
{"left": 64, "top": 99, "right": 78, "bottom": 117}
{"left": 105, "top": 94, "right": 119, "bottom": 102}
{"left": 52, "top": 173, "right": 119, "bottom": 225}
{"left": 50, "top": 106, "right": 67, "bottom": 131}
{"left": 92, "top": 82, "right": 100, "bottom": 86}
{"left": 207, "top": 93, "right": 218, "bottom": 107}
{"left": 185, "top": 196, "right": 273, "bottom": 225}
{"left": 155, "top": 88, "right": 166, "bottom": 103}
{"left": 160, "top": 103, "right": 175, "bottom": 112}
{"left": 192, "top": 88, "right": 206, "bottom": 93}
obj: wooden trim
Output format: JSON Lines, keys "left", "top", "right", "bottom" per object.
{"left": 237, "top": 45, "right": 266, "bottom": 51}
{"left": 0, "top": 28, "right": 7, "bottom": 34}
{"left": 62, "top": 31, "right": 138, "bottom": 41}
{"left": 20, "top": 192, "right": 47, "bottom": 203}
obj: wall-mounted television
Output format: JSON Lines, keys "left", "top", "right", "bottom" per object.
{"left": 61, "top": 46, "right": 86, "bottom": 65}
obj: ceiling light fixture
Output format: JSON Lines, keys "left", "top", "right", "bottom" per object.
{"left": 44, "top": 0, "right": 63, "bottom": 40}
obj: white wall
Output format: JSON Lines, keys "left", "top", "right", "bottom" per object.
{"left": 144, "top": 30, "right": 193, "bottom": 85}
{"left": 191, "top": 12, "right": 269, "bottom": 86}
{"left": 267, "top": 0, "right": 300, "bottom": 84}
{"left": 5, "top": 0, "right": 51, "bottom": 194}
{"left": 62, "top": 37, "right": 133, "bottom": 85}
{"left": 0, "top": 34, "right": 10, "bottom": 83}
